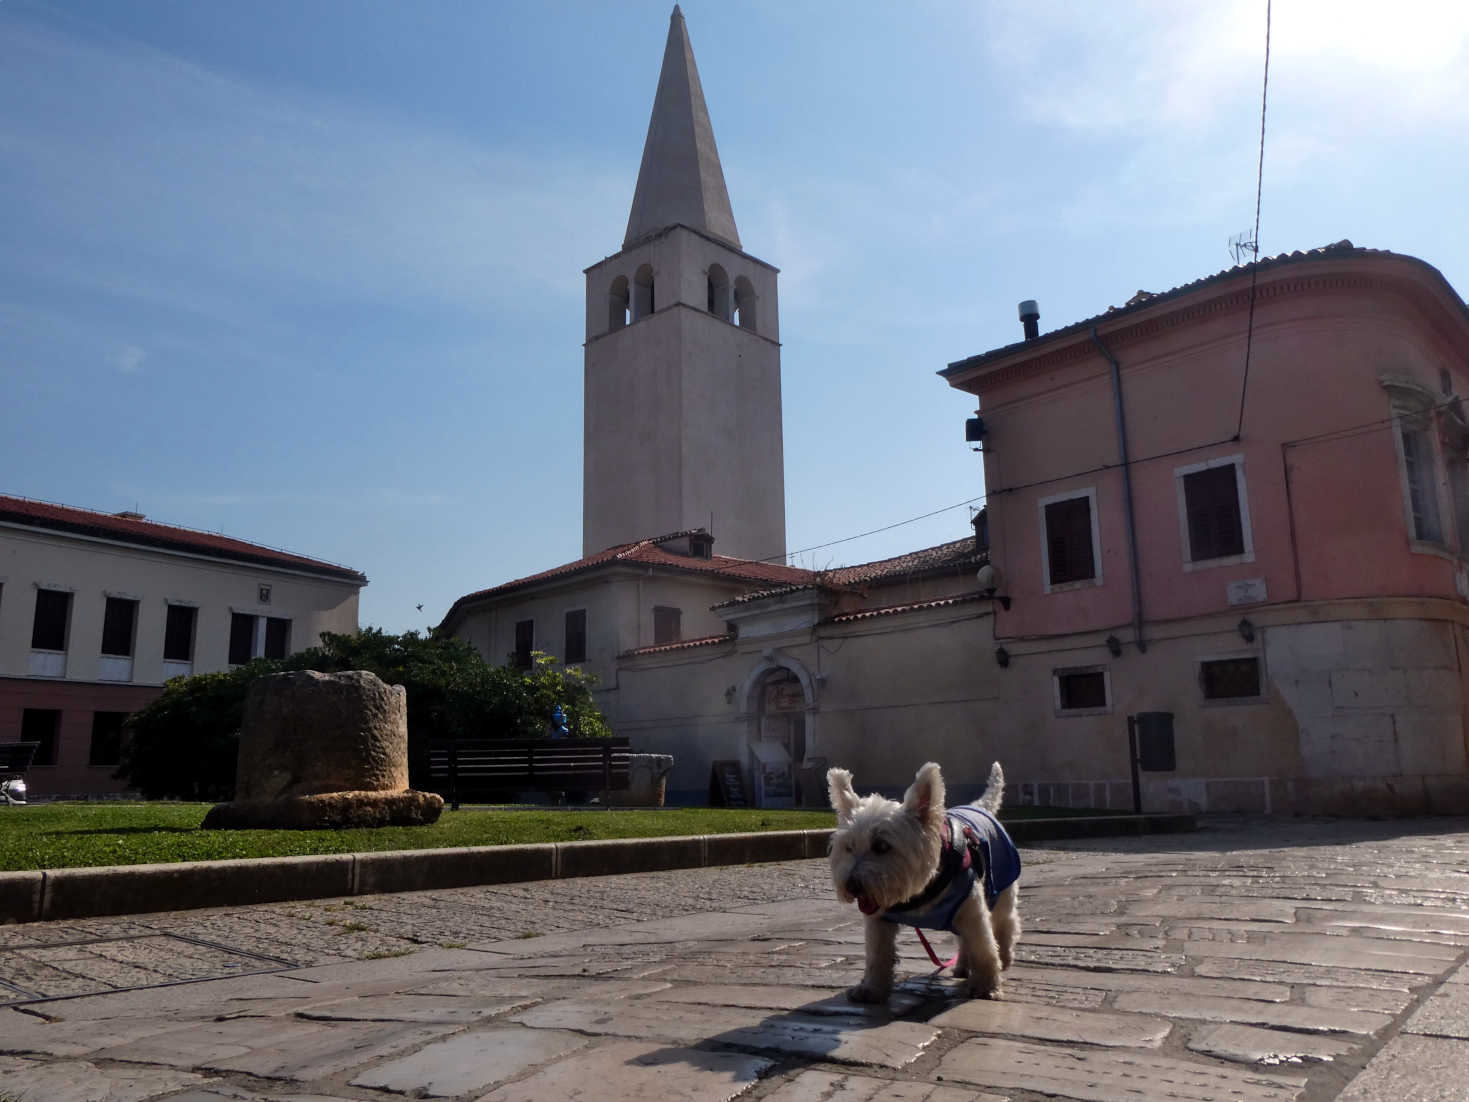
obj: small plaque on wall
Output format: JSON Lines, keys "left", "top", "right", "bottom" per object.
{"left": 1226, "top": 578, "right": 1267, "bottom": 606}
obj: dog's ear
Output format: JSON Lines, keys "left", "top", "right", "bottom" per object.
{"left": 901, "top": 761, "right": 946, "bottom": 828}
{"left": 827, "top": 767, "right": 859, "bottom": 824}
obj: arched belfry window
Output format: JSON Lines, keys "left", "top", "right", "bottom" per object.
{"left": 608, "top": 275, "right": 630, "bottom": 332}
{"left": 707, "top": 263, "right": 731, "bottom": 322}
{"left": 733, "top": 276, "right": 757, "bottom": 332}
{"left": 632, "top": 264, "right": 655, "bottom": 321}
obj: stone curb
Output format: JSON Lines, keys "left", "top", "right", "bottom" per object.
{"left": 0, "top": 813, "right": 1195, "bottom": 925}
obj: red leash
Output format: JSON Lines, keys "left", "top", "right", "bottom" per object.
{"left": 913, "top": 928, "right": 959, "bottom": 970}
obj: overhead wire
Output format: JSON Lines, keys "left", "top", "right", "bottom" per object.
{"left": 1233, "top": 0, "right": 1273, "bottom": 440}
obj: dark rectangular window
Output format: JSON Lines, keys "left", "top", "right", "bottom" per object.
{"left": 513, "top": 619, "right": 534, "bottom": 670}
{"left": 654, "top": 606, "right": 682, "bottom": 645}
{"left": 564, "top": 609, "right": 587, "bottom": 664}
{"left": 1184, "top": 465, "right": 1245, "bottom": 561}
{"left": 100, "top": 597, "right": 138, "bottom": 657}
{"left": 164, "top": 605, "right": 196, "bottom": 662}
{"left": 89, "top": 711, "right": 128, "bottom": 767}
{"left": 1200, "top": 657, "right": 1261, "bottom": 700}
{"left": 228, "top": 613, "right": 255, "bottom": 665}
{"left": 1057, "top": 669, "right": 1108, "bottom": 711}
{"left": 1044, "top": 496, "right": 1096, "bottom": 586}
{"left": 263, "top": 617, "right": 290, "bottom": 660}
{"left": 20, "top": 709, "right": 60, "bottom": 767}
{"left": 31, "top": 589, "right": 72, "bottom": 651}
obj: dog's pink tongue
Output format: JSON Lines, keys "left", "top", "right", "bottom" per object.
{"left": 857, "top": 896, "right": 879, "bottom": 916}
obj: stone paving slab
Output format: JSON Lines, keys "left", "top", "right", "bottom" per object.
{"left": 348, "top": 1025, "right": 589, "bottom": 1096}
{"left": 475, "top": 1038, "right": 773, "bottom": 1102}
{"left": 90, "top": 1017, "right": 455, "bottom": 1081}
{"left": 1110, "top": 989, "right": 1394, "bottom": 1034}
{"left": 762, "top": 1068, "right": 1007, "bottom": 1101}
{"left": 0, "top": 817, "right": 1464, "bottom": 1100}
{"left": 1335, "top": 1034, "right": 1469, "bottom": 1101}
{"left": 0, "top": 1054, "right": 209, "bottom": 1102}
{"left": 1187, "top": 1021, "right": 1360, "bottom": 1066}
{"left": 1192, "top": 956, "right": 1424, "bottom": 990}
{"left": 1401, "top": 980, "right": 1469, "bottom": 1039}
{"left": 510, "top": 997, "right": 940, "bottom": 1067}
{"left": 936, "top": 1035, "right": 1307, "bottom": 1101}
{"left": 930, "top": 999, "right": 1172, "bottom": 1047}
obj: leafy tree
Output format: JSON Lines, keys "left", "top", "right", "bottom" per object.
{"left": 117, "top": 629, "right": 612, "bottom": 800}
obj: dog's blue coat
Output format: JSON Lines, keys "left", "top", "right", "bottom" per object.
{"left": 880, "top": 806, "right": 1021, "bottom": 932}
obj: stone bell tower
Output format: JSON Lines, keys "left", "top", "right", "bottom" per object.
{"left": 582, "top": 5, "right": 786, "bottom": 563}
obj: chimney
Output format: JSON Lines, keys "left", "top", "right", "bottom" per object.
{"left": 1018, "top": 300, "right": 1040, "bottom": 341}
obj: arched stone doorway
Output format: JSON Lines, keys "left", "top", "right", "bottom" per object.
{"left": 739, "top": 656, "right": 818, "bottom": 808}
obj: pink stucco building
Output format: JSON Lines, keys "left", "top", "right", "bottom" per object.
{"left": 943, "top": 242, "right": 1469, "bottom": 815}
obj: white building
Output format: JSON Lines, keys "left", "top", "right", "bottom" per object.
{"left": 0, "top": 495, "right": 365, "bottom": 796}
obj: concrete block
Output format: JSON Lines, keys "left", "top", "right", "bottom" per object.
{"left": 41, "top": 854, "right": 355, "bottom": 920}
{"left": 0, "top": 870, "right": 42, "bottom": 923}
{"left": 556, "top": 835, "right": 705, "bottom": 880}
{"left": 1394, "top": 715, "right": 1466, "bottom": 775}
{"left": 1330, "top": 668, "right": 1407, "bottom": 709}
{"left": 1351, "top": 776, "right": 1428, "bottom": 817}
{"left": 353, "top": 844, "right": 556, "bottom": 896}
{"left": 1424, "top": 773, "right": 1469, "bottom": 815}
{"left": 1299, "top": 715, "right": 1395, "bottom": 777}
{"left": 1404, "top": 669, "right": 1461, "bottom": 709}
{"left": 1270, "top": 621, "right": 1344, "bottom": 672}
{"left": 703, "top": 830, "right": 807, "bottom": 867}
{"left": 1296, "top": 777, "right": 1356, "bottom": 815}
{"left": 1384, "top": 619, "right": 1456, "bottom": 669}
{"left": 802, "top": 828, "right": 835, "bottom": 858}
{"left": 1205, "top": 778, "right": 1269, "bottom": 814}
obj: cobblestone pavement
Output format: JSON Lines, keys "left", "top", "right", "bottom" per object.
{"left": 0, "top": 816, "right": 1467, "bottom": 1100}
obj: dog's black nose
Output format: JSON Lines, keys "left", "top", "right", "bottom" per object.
{"left": 845, "top": 876, "right": 863, "bottom": 898}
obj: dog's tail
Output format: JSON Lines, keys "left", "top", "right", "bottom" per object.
{"left": 976, "top": 761, "right": 1005, "bottom": 814}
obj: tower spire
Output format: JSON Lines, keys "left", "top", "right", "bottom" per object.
{"left": 623, "top": 5, "right": 741, "bottom": 250}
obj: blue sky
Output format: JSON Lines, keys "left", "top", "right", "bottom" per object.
{"left": 4, "top": 0, "right": 1466, "bottom": 634}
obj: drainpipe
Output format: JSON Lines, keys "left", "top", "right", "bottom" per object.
{"left": 1091, "top": 327, "right": 1146, "bottom": 653}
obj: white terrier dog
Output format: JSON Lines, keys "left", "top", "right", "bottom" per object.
{"left": 827, "top": 760, "right": 1021, "bottom": 1003}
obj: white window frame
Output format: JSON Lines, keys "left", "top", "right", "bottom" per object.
{"left": 227, "top": 609, "right": 292, "bottom": 665}
{"left": 1383, "top": 375, "right": 1455, "bottom": 558}
{"left": 1197, "top": 648, "right": 1266, "bottom": 707}
{"left": 1037, "top": 487, "right": 1102, "bottom": 593}
{"left": 1052, "top": 664, "right": 1112, "bottom": 717}
{"left": 1174, "top": 453, "right": 1255, "bottom": 571}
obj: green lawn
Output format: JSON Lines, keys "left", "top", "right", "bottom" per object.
{"left": 0, "top": 801, "right": 1091, "bottom": 872}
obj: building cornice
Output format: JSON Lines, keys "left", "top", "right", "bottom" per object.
{"left": 0, "top": 520, "right": 366, "bottom": 588}
{"left": 943, "top": 248, "right": 1469, "bottom": 395}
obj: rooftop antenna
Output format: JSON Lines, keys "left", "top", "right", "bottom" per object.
{"left": 1228, "top": 230, "right": 1258, "bottom": 266}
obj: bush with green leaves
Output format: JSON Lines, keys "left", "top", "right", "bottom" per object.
{"left": 116, "top": 628, "right": 612, "bottom": 800}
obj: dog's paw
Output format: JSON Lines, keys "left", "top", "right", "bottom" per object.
{"left": 964, "top": 977, "right": 1002, "bottom": 1000}
{"left": 846, "top": 983, "right": 890, "bottom": 1005}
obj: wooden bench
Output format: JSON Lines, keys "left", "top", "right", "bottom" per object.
{"left": 428, "top": 737, "right": 632, "bottom": 810}
{"left": 0, "top": 742, "right": 39, "bottom": 805}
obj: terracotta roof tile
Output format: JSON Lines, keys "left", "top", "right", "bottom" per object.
{"left": 826, "top": 591, "right": 988, "bottom": 624}
{"left": 440, "top": 530, "right": 815, "bottom": 627}
{"left": 622, "top": 632, "right": 735, "bottom": 657}
{"left": 823, "top": 537, "right": 983, "bottom": 586}
{"left": 714, "top": 537, "right": 984, "bottom": 608}
{"left": 0, "top": 494, "right": 366, "bottom": 583}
